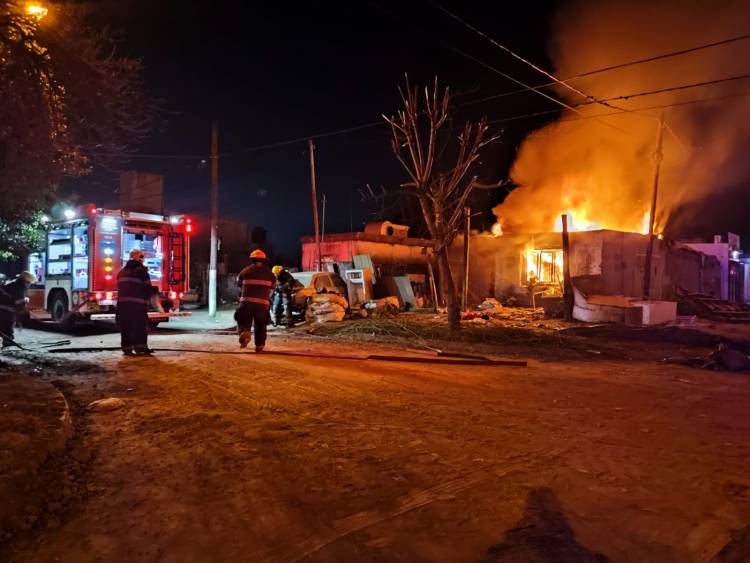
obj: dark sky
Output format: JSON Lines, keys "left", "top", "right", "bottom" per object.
{"left": 72, "top": 0, "right": 563, "bottom": 261}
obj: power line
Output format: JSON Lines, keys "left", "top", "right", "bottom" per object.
{"left": 486, "top": 89, "right": 750, "bottom": 126}
{"left": 91, "top": 152, "right": 206, "bottom": 160}
{"left": 589, "top": 72, "right": 750, "bottom": 104}
{"left": 223, "top": 72, "right": 750, "bottom": 156}
{"left": 431, "top": 2, "right": 690, "bottom": 147}
{"left": 463, "top": 32, "right": 750, "bottom": 108}
{"left": 432, "top": 2, "right": 607, "bottom": 107}
{"left": 218, "top": 120, "right": 384, "bottom": 157}
{"left": 102, "top": 72, "right": 750, "bottom": 161}
{"left": 366, "top": 0, "right": 580, "bottom": 116}
{"left": 571, "top": 33, "right": 750, "bottom": 81}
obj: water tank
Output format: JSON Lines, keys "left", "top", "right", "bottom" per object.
{"left": 364, "top": 221, "right": 410, "bottom": 238}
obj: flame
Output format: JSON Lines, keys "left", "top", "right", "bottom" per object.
{"left": 554, "top": 209, "right": 602, "bottom": 233}
{"left": 524, "top": 246, "right": 564, "bottom": 284}
{"left": 491, "top": 222, "right": 503, "bottom": 237}
{"left": 25, "top": 3, "right": 48, "bottom": 18}
{"left": 640, "top": 211, "right": 650, "bottom": 235}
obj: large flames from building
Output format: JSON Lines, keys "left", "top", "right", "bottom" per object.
{"left": 492, "top": 0, "right": 750, "bottom": 236}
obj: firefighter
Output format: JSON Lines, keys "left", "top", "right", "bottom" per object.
{"left": 235, "top": 249, "right": 275, "bottom": 351}
{"left": 0, "top": 271, "right": 36, "bottom": 348}
{"left": 116, "top": 249, "right": 153, "bottom": 356}
{"left": 271, "top": 265, "right": 294, "bottom": 328}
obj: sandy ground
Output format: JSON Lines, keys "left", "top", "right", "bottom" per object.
{"left": 2, "top": 324, "right": 750, "bottom": 563}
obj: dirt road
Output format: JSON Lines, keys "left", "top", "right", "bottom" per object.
{"left": 4, "top": 329, "right": 750, "bottom": 562}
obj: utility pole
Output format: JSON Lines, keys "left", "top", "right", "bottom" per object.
{"left": 308, "top": 139, "right": 322, "bottom": 271}
{"left": 208, "top": 120, "right": 219, "bottom": 318}
{"left": 461, "top": 207, "right": 471, "bottom": 311}
{"left": 643, "top": 115, "right": 665, "bottom": 300}
{"left": 321, "top": 193, "right": 327, "bottom": 244}
{"left": 561, "top": 214, "right": 573, "bottom": 321}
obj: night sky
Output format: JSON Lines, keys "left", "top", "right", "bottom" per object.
{"left": 70, "top": 0, "right": 563, "bottom": 262}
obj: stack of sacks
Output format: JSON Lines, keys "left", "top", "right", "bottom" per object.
{"left": 305, "top": 293, "right": 348, "bottom": 323}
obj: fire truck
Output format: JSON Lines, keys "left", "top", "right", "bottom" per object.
{"left": 27, "top": 205, "right": 192, "bottom": 326}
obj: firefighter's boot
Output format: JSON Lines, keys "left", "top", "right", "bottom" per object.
{"left": 239, "top": 331, "right": 252, "bottom": 349}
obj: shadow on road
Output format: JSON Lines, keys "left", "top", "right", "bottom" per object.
{"left": 479, "top": 487, "right": 608, "bottom": 563}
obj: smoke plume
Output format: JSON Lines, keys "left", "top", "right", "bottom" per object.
{"left": 493, "top": 0, "right": 750, "bottom": 235}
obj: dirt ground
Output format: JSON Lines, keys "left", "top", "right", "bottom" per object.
{"left": 2, "top": 321, "right": 750, "bottom": 563}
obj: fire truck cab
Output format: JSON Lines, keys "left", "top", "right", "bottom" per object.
{"left": 27, "top": 205, "right": 192, "bottom": 326}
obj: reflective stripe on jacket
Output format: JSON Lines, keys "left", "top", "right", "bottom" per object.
{"left": 237, "top": 264, "right": 276, "bottom": 307}
{"left": 117, "top": 260, "right": 152, "bottom": 307}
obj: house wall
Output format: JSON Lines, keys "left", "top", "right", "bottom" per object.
{"left": 301, "top": 239, "right": 432, "bottom": 271}
{"left": 681, "top": 243, "right": 729, "bottom": 300}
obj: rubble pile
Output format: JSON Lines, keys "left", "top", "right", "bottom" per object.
{"left": 305, "top": 294, "right": 348, "bottom": 323}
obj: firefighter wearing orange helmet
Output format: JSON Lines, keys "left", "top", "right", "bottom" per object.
{"left": 234, "top": 249, "right": 276, "bottom": 351}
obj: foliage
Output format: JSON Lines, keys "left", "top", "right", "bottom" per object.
{"left": 0, "top": 1, "right": 156, "bottom": 234}
{"left": 0, "top": 211, "right": 46, "bottom": 261}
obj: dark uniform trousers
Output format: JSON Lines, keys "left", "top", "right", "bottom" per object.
{"left": 235, "top": 303, "right": 271, "bottom": 347}
{"left": 0, "top": 279, "right": 27, "bottom": 346}
{"left": 117, "top": 304, "right": 148, "bottom": 351}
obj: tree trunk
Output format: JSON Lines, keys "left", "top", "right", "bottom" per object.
{"left": 437, "top": 246, "right": 460, "bottom": 331}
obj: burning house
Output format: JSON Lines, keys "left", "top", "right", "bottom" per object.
{"left": 451, "top": 229, "right": 722, "bottom": 311}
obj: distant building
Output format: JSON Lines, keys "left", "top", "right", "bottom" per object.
{"left": 300, "top": 221, "right": 435, "bottom": 308}
{"left": 680, "top": 233, "right": 745, "bottom": 302}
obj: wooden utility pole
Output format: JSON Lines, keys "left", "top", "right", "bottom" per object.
{"left": 561, "top": 214, "right": 573, "bottom": 321}
{"left": 461, "top": 207, "right": 471, "bottom": 311}
{"left": 427, "top": 260, "right": 440, "bottom": 312}
{"left": 321, "top": 193, "right": 327, "bottom": 244}
{"left": 208, "top": 120, "right": 219, "bottom": 318}
{"left": 643, "top": 116, "right": 665, "bottom": 299}
{"left": 308, "top": 139, "right": 322, "bottom": 271}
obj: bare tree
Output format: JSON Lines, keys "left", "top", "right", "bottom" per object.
{"left": 384, "top": 78, "right": 499, "bottom": 330}
{"left": 0, "top": 1, "right": 157, "bottom": 257}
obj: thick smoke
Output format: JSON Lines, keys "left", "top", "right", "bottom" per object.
{"left": 493, "top": 0, "right": 750, "bottom": 234}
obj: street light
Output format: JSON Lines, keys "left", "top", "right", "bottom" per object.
{"left": 25, "top": 3, "right": 48, "bottom": 19}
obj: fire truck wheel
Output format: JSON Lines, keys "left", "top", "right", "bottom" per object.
{"left": 50, "top": 292, "right": 70, "bottom": 325}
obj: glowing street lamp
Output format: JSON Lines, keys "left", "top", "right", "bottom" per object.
{"left": 25, "top": 3, "right": 48, "bottom": 19}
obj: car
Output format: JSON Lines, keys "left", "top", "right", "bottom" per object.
{"left": 288, "top": 271, "right": 348, "bottom": 317}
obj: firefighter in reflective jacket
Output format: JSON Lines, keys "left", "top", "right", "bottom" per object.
{"left": 271, "top": 265, "right": 294, "bottom": 327}
{"left": 116, "top": 249, "right": 153, "bottom": 356}
{"left": 235, "top": 249, "right": 275, "bottom": 351}
{"left": 0, "top": 271, "right": 36, "bottom": 348}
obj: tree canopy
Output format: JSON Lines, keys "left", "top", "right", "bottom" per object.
{"left": 0, "top": 1, "right": 155, "bottom": 258}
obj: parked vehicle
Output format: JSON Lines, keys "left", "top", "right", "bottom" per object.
{"left": 27, "top": 205, "right": 192, "bottom": 327}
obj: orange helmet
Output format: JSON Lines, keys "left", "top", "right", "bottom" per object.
{"left": 272, "top": 265, "right": 283, "bottom": 275}
{"left": 249, "top": 249, "right": 267, "bottom": 260}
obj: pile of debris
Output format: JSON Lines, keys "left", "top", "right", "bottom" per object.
{"left": 305, "top": 294, "right": 348, "bottom": 323}
{"left": 678, "top": 291, "right": 750, "bottom": 323}
{"left": 358, "top": 297, "right": 400, "bottom": 318}
{"left": 462, "top": 298, "right": 504, "bottom": 321}
{"left": 665, "top": 343, "right": 750, "bottom": 372}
